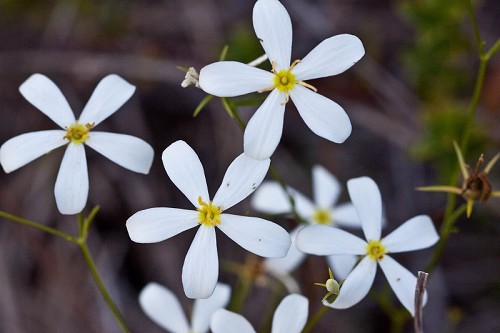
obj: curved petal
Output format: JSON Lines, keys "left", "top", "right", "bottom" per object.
{"left": 332, "top": 203, "right": 361, "bottom": 229}
{"left": 138, "top": 282, "right": 189, "bottom": 333}
{"left": 296, "top": 225, "right": 366, "bottom": 256}
{"left": 210, "top": 309, "right": 256, "bottom": 333}
{"left": 325, "top": 256, "right": 376, "bottom": 309}
{"left": 290, "top": 86, "right": 351, "bottom": 144}
{"left": 243, "top": 89, "right": 285, "bottom": 160}
{"left": 292, "top": 188, "right": 315, "bottom": 220}
{"left": 292, "top": 34, "right": 365, "bottom": 81}
{"left": 213, "top": 153, "right": 270, "bottom": 210}
{"left": 126, "top": 208, "right": 198, "bottom": 243}
{"left": 265, "top": 227, "right": 306, "bottom": 273}
{"left": 54, "top": 144, "right": 88, "bottom": 215}
{"left": 250, "top": 181, "right": 292, "bottom": 214}
{"left": 383, "top": 215, "right": 439, "bottom": 253}
{"left": 218, "top": 214, "right": 291, "bottom": 258}
{"left": 272, "top": 294, "right": 308, "bottom": 333}
{"left": 199, "top": 62, "right": 273, "bottom": 97}
{"left": 253, "top": 0, "right": 292, "bottom": 71}
{"left": 379, "top": 255, "right": 426, "bottom": 316}
{"left": 191, "top": 283, "right": 231, "bottom": 333}
{"left": 312, "top": 165, "right": 341, "bottom": 209}
{"left": 182, "top": 226, "right": 218, "bottom": 299}
{"left": 78, "top": 74, "right": 135, "bottom": 126}
{"left": 162, "top": 140, "right": 209, "bottom": 207}
{"left": 0, "top": 130, "right": 67, "bottom": 173}
{"left": 347, "top": 177, "right": 382, "bottom": 241}
{"left": 326, "top": 254, "right": 358, "bottom": 281}
{"left": 86, "top": 131, "right": 153, "bottom": 174}
{"left": 19, "top": 74, "right": 75, "bottom": 128}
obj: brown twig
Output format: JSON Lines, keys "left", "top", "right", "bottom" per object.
{"left": 414, "top": 271, "right": 429, "bottom": 333}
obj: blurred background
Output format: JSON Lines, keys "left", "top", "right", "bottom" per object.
{"left": 0, "top": 0, "right": 499, "bottom": 332}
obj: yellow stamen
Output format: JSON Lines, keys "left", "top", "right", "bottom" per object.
{"left": 313, "top": 208, "right": 332, "bottom": 225}
{"left": 64, "top": 122, "right": 94, "bottom": 144}
{"left": 366, "top": 240, "right": 387, "bottom": 261}
{"left": 197, "top": 196, "right": 222, "bottom": 227}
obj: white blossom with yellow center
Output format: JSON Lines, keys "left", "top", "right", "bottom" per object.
{"left": 139, "top": 282, "right": 230, "bottom": 333}
{"left": 251, "top": 165, "right": 361, "bottom": 284}
{"left": 199, "top": 0, "right": 365, "bottom": 160}
{"left": 296, "top": 176, "right": 439, "bottom": 316}
{"left": 0, "top": 74, "right": 154, "bottom": 214}
{"left": 126, "top": 141, "right": 291, "bottom": 299}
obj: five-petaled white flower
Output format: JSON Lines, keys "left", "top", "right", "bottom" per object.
{"left": 251, "top": 165, "right": 361, "bottom": 281}
{"left": 296, "top": 176, "right": 439, "bottom": 316}
{"left": 139, "top": 282, "right": 230, "bottom": 333}
{"left": 199, "top": 0, "right": 365, "bottom": 160}
{"left": 0, "top": 74, "right": 154, "bottom": 215}
{"left": 210, "top": 294, "right": 308, "bottom": 333}
{"left": 126, "top": 140, "right": 291, "bottom": 299}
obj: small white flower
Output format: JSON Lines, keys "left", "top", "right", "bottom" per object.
{"left": 210, "top": 294, "right": 308, "bottom": 333}
{"left": 251, "top": 165, "right": 360, "bottom": 280}
{"left": 0, "top": 74, "right": 154, "bottom": 215}
{"left": 126, "top": 140, "right": 291, "bottom": 299}
{"left": 296, "top": 176, "right": 439, "bottom": 316}
{"left": 199, "top": 0, "right": 364, "bottom": 160}
{"left": 140, "top": 282, "right": 230, "bottom": 333}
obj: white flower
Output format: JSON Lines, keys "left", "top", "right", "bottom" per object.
{"left": 126, "top": 140, "right": 291, "bottom": 299}
{"left": 0, "top": 74, "right": 154, "bottom": 215}
{"left": 139, "top": 282, "right": 230, "bottom": 333}
{"left": 251, "top": 165, "right": 360, "bottom": 280}
{"left": 210, "top": 294, "right": 308, "bottom": 333}
{"left": 199, "top": 0, "right": 364, "bottom": 160}
{"left": 296, "top": 176, "right": 439, "bottom": 316}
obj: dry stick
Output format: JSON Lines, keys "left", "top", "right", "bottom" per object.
{"left": 414, "top": 271, "right": 429, "bottom": 333}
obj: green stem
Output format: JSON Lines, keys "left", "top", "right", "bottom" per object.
{"left": 302, "top": 305, "right": 330, "bottom": 333}
{"left": 77, "top": 240, "right": 131, "bottom": 333}
{"left": 0, "top": 211, "right": 77, "bottom": 242}
{"left": 425, "top": 204, "right": 466, "bottom": 273}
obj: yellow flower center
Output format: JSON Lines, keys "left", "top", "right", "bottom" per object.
{"left": 366, "top": 240, "right": 387, "bottom": 261}
{"left": 64, "top": 122, "right": 94, "bottom": 144}
{"left": 197, "top": 196, "right": 222, "bottom": 227}
{"left": 273, "top": 69, "right": 297, "bottom": 93}
{"left": 313, "top": 208, "right": 332, "bottom": 225}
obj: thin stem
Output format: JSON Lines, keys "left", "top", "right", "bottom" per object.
{"left": 78, "top": 240, "right": 131, "bottom": 333}
{"left": 0, "top": 211, "right": 77, "bottom": 243}
{"left": 414, "top": 271, "right": 429, "bottom": 333}
{"left": 425, "top": 204, "right": 466, "bottom": 273}
{"left": 227, "top": 253, "right": 255, "bottom": 313}
{"left": 302, "top": 305, "right": 330, "bottom": 333}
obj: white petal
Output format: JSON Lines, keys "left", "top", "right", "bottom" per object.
{"left": 326, "top": 256, "right": 377, "bottom": 309}
{"left": 253, "top": 0, "right": 292, "bottom": 70}
{"left": 85, "top": 131, "right": 153, "bottom": 174}
{"left": 265, "top": 227, "right": 306, "bottom": 274}
{"left": 326, "top": 254, "right": 358, "bottom": 281}
{"left": 347, "top": 177, "right": 382, "bottom": 241}
{"left": 162, "top": 140, "right": 209, "bottom": 207}
{"left": 244, "top": 89, "right": 285, "bottom": 160}
{"left": 0, "top": 130, "right": 67, "bottom": 173}
{"left": 250, "top": 181, "right": 292, "bottom": 214}
{"left": 213, "top": 153, "right": 270, "bottom": 210}
{"left": 312, "top": 165, "right": 341, "bottom": 209}
{"left": 19, "top": 74, "right": 75, "bottom": 129}
{"left": 332, "top": 203, "right": 362, "bottom": 229}
{"left": 379, "top": 255, "right": 426, "bottom": 316}
{"left": 182, "top": 226, "right": 219, "bottom": 299}
{"left": 78, "top": 74, "right": 135, "bottom": 126}
{"left": 292, "top": 34, "right": 365, "bottom": 81}
{"left": 290, "top": 86, "right": 352, "bottom": 143}
{"left": 296, "top": 225, "right": 366, "bottom": 256}
{"left": 199, "top": 62, "right": 273, "bottom": 97}
{"left": 210, "top": 309, "right": 256, "bottom": 333}
{"left": 293, "top": 189, "right": 315, "bottom": 220}
{"left": 138, "top": 282, "right": 189, "bottom": 333}
{"left": 54, "top": 144, "right": 88, "bottom": 215}
{"left": 218, "top": 214, "right": 291, "bottom": 258}
{"left": 191, "top": 283, "right": 231, "bottom": 333}
{"left": 383, "top": 215, "right": 439, "bottom": 253}
{"left": 126, "top": 208, "right": 198, "bottom": 243}
{"left": 272, "top": 294, "right": 308, "bottom": 333}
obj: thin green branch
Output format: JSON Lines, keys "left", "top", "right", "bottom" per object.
{"left": 302, "top": 305, "right": 330, "bottom": 333}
